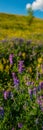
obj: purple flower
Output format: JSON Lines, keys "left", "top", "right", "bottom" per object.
{"left": 33, "top": 87, "right": 36, "bottom": 95}
{"left": 3, "top": 90, "right": 11, "bottom": 100}
{"left": 37, "top": 96, "right": 43, "bottom": 111}
{"left": 37, "top": 85, "right": 41, "bottom": 91}
{"left": 0, "top": 39, "right": 8, "bottom": 43}
{"left": 13, "top": 77, "right": 19, "bottom": 86}
{"left": 40, "top": 96, "right": 43, "bottom": 99}
{"left": 19, "top": 38, "right": 24, "bottom": 42}
{"left": 19, "top": 38, "right": 24, "bottom": 44}
{"left": 0, "top": 107, "right": 4, "bottom": 117}
{"left": 26, "top": 81, "right": 31, "bottom": 86}
{"left": 12, "top": 72, "right": 15, "bottom": 78}
{"left": 26, "top": 40, "right": 32, "bottom": 45}
{"left": 41, "top": 107, "right": 43, "bottom": 112}
{"left": 18, "top": 123, "right": 23, "bottom": 128}
{"left": 18, "top": 60, "right": 25, "bottom": 73}
{"left": 29, "top": 89, "right": 33, "bottom": 95}
{"left": 12, "top": 72, "right": 19, "bottom": 87}
{"left": 42, "top": 95, "right": 43, "bottom": 99}
{"left": 40, "top": 82, "right": 43, "bottom": 90}
{"left": 31, "top": 81, "right": 34, "bottom": 85}
{"left": 9, "top": 53, "right": 14, "bottom": 65}
{"left": 42, "top": 126, "right": 43, "bottom": 130}
{"left": 37, "top": 99, "right": 42, "bottom": 105}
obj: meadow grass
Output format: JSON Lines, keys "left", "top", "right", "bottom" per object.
{"left": 0, "top": 13, "right": 43, "bottom": 43}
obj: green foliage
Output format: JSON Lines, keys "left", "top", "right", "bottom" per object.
{"left": 27, "top": 7, "right": 34, "bottom": 25}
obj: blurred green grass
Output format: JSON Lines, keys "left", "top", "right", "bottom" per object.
{"left": 0, "top": 13, "right": 43, "bottom": 42}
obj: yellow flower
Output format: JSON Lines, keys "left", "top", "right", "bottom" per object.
{"left": 22, "top": 52, "right": 26, "bottom": 59}
{"left": 37, "top": 64, "right": 40, "bottom": 68}
{"left": 38, "top": 57, "right": 42, "bottom": 64}
{"left": 40, "top": 68, "right": 43, "bottom": 74}
{"left": 0, "top": 62, "right": 3, "bottom": 71}
{"left": 3, "top": 58, "right": 6, "bottom": 64}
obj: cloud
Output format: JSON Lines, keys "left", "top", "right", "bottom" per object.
{"left": 26, "top": 0, "right": 43, "bottom": 11}
{"left": 26, "top": 3, "right": 31, "bottom": 10}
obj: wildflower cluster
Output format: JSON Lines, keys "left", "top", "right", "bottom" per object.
{"left": 0, "top": 39, "right": 43, "bottom": 130}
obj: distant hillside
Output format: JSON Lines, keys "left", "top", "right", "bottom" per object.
{"left": 0, "top": 13, "right": 43, "bottom": 42}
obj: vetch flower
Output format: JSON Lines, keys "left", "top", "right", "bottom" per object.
{"left": 41, "top": 107, "right": 43, "bottom": 112}
{"left": 42, "top": 126, "right": 43, "bottom": 130}
{"left": 14, "top": 78, "right": 19, "bottom": 86}
{"left": 12, "top": 127, "right": 15, "bottom": 130}
{"left": 3, "top": 90, "right": 11, "bottom": 100}
{"left": 9, "top": 53, "right": 14, "bottom": 65}
{"left": 26, "top": 81, "right": 31, "bottom": 86}
{"left": 26, "top": 40, "right": 32, "bottom": 45}
{"left": 19, "top": 38, "right": 24, "bottom": 45}
{"left": 37, "top": 99, "right": 41, "bottom": 105}
{"left": 12, "top": 72, "right": 15, "bottom": 78}
{"left": 31, "top": 81, "right": 34, "bottom": 85}
{"left": 37, "top": 85, "right": 41, "bottom": 91}
{"left": 37, "top": 96, "right": 43, "bottom": 111}
{"left": 40, "top": 82, "right": 43, "bottom": 90}
{"left": 33, "top": 87, "right": 36, "bottom": 96}
{"left": 0, "top": 107, "right": 4, "bottom": 118}
{"left": 18, "top": 122, "right": 23, "bottom": 128}
{"left": 1, "top": 39, "right": 8, "bottom": 43}
{"left": 12, "top": 72, "right": 19, "bottom": 87}
{"left": 18, "top": 60, "right": 25, "bottom": 73}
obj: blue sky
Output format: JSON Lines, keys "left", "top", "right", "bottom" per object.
{"left": 0, "top": 0, "right": 43, "bottom": 18}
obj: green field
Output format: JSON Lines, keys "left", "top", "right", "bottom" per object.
{"left": 0, "top": 13, "right": 43, "bottom": 130}
{"left": 0, "top": 13, "right": 43, "bottom": 43}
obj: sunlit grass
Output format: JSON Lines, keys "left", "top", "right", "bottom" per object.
{"left": 0, "top": 13, "right": 43, "bottom": 42}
